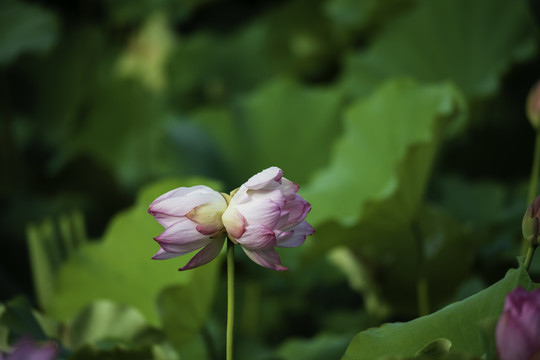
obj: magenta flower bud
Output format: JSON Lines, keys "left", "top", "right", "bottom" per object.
{"left": 221, "top": 166, "right": 314, "bottom": 271}
{"left": 148, "top": 185, "right": 229, "bottom": 271}
{"left": 522, "top": 196, "right": 540, "bottom": 246}
{"left": 496, "top": 287, "right": 540, "bottom": 360}
{"left": 1, "top": 337, "right": 58, "bottom": 360}
{"left": 527, "top": 80, "right": 540, "bottom": 130}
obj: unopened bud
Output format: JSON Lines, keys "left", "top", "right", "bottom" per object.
{"left": 526, "top": 80, "right": 540, "bottom": 130}
{"left": 522, "top": 195, "right": 540, "bottom": 246}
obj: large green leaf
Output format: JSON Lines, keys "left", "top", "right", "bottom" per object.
{"left": 304, "top": 78, "right": 465, "bottom": 227}
{"left": 0, "top": 0, "right": 59, "bottom": 64}
{"left": 68, "top": 301, "right": 148, "bottom": 349}
{"left": 342, "top": 265, "right": 537, "bottom": 360}
{"left": 45, "top": 177, "right": 223, "bottom": 326}
{"left": 340, "top": 0, "right": 537, "bottom": 100}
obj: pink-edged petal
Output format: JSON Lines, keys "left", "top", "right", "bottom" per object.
{"left": 179, "top": 238, "right": 225, "bottom": 271}
{"left": 241, "top": 247, "right": 288, "bottom": 271}
{"left": 151, "top": 213, "right": 183, "bottom": 228}
{"left": 278, "top": 194, "right": 311, "bottom": 229}
{"left": 157, "top": 238, "right": 212, "bottom": 256}
{"left": 281, "top": 177, "right": 299, "bottom": 196}
{"left": 236, "top": 224, "right": 276, "bottom": 249}
{"left": 154, "top": 218, "right": 209, "bottom": 244}
{"left": 222, "top": 206, "right": 246, "bottom": 239}
{"left": 149, "top": 185, "right": 224, "bottom": 217}
{"left": 235, "top": 189, "right": 286, "bottom": 229}
{"left": 277, "top": 221, "right": 314, "bottom": 248}
{"left": 152, "top": 247, "right": 184, "bottom": 260}
{"left": 243, "top": 167, "right": 283, "bottom": 191}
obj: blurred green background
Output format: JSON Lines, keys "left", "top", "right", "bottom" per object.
{"left": 1, "top": 0, "right": 540, "bottom": 359}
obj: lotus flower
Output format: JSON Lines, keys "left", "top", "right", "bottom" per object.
{"left": 0, "top": 337, "right": 58, "bottom": 360}
{"left": 148, "top": 185, "right": 229, "bottom": 271}
{"left": 149, "top": 167, "right": 313, "bottom": 271}
{"left": 221, "top": 166, "right": 314, "bottom": 271}
{"left": 496, "top": 287, "right": 540, "bottom": 360}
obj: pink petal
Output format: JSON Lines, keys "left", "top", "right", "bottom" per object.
{"left": 150, "top": 213, "right": 183, "bottom": 228}
{"left": 243, "top": 167, "right": 283, "bottom": 191}
{"left": 149, "top": 185, "right": 224, "bottom": 218}
{"left": 157, "top": 238, "right": 212, "bottom": 256}
{"left": 241, "top": 247, "right": 288, "bottom": 271}
{"left": 497, "top": 311, "right": 537, "bottom": 360}
{"left": 276, "top": 221, "right": 314, "bottom": 248}
{"left": 237, "top": 225, "right": 276, "bottom": 249}
{"left": 179, "top": 238, "right": 225, "bottom": 271}
{"left": 281, "top": 178, "right": 299, "bottom": 196}
{"left": 277, "top": 194, "right": 311, "bottom": 229}
{"left": 154, "top": 218, "right": 209, "bottom": 244}
{"left": 152, "top": 247, "right": 184, "bottom": 260}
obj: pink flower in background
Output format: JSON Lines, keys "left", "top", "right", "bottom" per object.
{"left": 0, "top": 337, "right": 58, "bottom": 360}
{"left": 148, "top": 185, "right": 228, "bottom": 271}
{"left": 221, "top": 167, "right": 314, "bottom": 271}
{"left": 496, "top": 287, "right": 540, "bottom": 360}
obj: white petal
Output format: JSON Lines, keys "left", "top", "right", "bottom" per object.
{"left": 149, "top": 185, "right": 224, "bottom": 217}
{"left": 243, "top": 167, "right": 283, "bottom": 191}
{"left": 233, "top": 189, "right": 285, "bottom": 229}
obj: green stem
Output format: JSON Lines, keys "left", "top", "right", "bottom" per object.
{"left": 412, "top": 222, "right": 429, "bottom": 316}
{"left": 524, "top": 244, "right": 537, "bottom": 271}
{"left": 226, "top": 239, "right": 235, "bottom": 360}
{"left": 523, "top": 132, "right": 540, "bottom": 255}
{"left": 527, "top": 132, "right": 540, "bottom": 205}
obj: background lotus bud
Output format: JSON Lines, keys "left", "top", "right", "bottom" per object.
{"left": 496, "top": 287, "right": 540, "bottom": 360}
{"left": 1, "top": 337, "right": 58, "bottom": 360}
{"left": 221, "top": 166, "right": 314, "bottom": 271}
{"left": 148, "top": 185, "right": 228, "bottom": 270}
{"left": 522, "top": 195, "right": 540, "bottom": 246}
{"left": 527, "top": 80, "right": 540, "bottom": 130}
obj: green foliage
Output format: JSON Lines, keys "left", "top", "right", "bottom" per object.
{"left": 277, "top": 333, "right": 353, "bottom": 360}
{"left": 342, "top": 266, "right": 537, "bottom": 360}
{"left": 305, "top": 78, "right": 465, "bottom": 226}
{"left": 237, "top": 78, "right": 344, "bottom": 183}
{"left": 340, "top": 0, "right": 537, "bottom": 99}
{"left": 0, "top": 0, "right": 58, "bottom": 64}
{"left": 2, "top": 0, "right": 540, "bottom": 359}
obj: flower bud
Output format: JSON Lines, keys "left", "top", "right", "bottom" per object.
{"left": 527, "top": 80, "right": 540, "bottom": 130}
{"left": 221, "top": 166, "right": 314, "bottom": 271}
{"left": 496, "top": 287, "right": 540, "bottom": 360}
{"left": 148, "top": 185, "right": 228, "bottom": 270}
{"left": 522, "top": 196, "right": 540, "bottom": 246}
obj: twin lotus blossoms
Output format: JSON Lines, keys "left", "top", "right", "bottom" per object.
{"left": 148, "top": 167, "right": 314, "bottom": 271}
{"left": 496, "top": 287, "right": 540, "bottom": 360}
